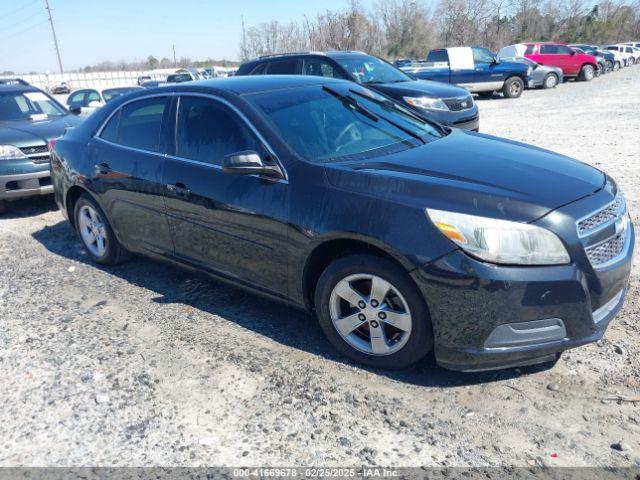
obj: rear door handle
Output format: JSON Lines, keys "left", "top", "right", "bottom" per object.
{"left": 94, "top": 162, "right": 112, "bottom": 174}
{"left": 166, "top": 182, "right": 190, "bottom": 197}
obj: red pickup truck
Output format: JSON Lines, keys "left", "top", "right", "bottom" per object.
{"left": 523, "top": 42, "right": 599, "bottom": 81}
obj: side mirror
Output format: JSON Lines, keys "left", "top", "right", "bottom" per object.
{"left": 222, "top": 151, "right": 284, "bottom": 179}
{"left": 69, "top": 105, "right": 82, "bottom": 115}
{"left": 88, "top": 101, "right": 103, "bottom": 108}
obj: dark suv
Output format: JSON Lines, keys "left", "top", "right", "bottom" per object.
{"left": 51, "top": 76, "right": 633, "bottom": 372}
{"left": 237, "top": 51, "right": 479, "bottom": 131}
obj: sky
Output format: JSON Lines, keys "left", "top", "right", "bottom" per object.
{"left": 0, "top": 0, "right": 376, "bottom": 74}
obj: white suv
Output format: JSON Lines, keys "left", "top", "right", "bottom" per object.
{"left": 605, "top": 44, "right": 638, "bottom": 65}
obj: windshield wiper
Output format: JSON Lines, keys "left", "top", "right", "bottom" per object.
{"left": 323, "top": 85, "right": 425, "bottom": 144}
{"left": 322, "top": 86, "right": 379, "bottom": 122}
{"left": 348, "top": 88, "right": 447, "bottom": 137}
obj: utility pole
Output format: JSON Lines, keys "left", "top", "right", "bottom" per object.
{"left": 241, "top": 15, "right": 247, "bottom": 61}
{"left": 44, "top": 0, "right": 64, "bottom": 74}
{"left": 173, "top": 44, "right": 177, "bottom": 67}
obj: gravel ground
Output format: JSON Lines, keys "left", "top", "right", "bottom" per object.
{"left": 1, "top": 69, "right": 639, "bottom": 468}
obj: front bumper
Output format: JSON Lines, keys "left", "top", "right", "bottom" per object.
{"left": 0, "top": 170, "right": 53, "bottom": 200}
{"left": 412, "top": 199, "right": 634, "bottom": 372}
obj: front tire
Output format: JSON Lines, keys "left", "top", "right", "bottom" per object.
{"left": 502, "top": 76, "right": 524, "bottom": 98}
{"left": 578, "top": 64, "right": 595, "bottom": 81}
{"left": 542, "top": 73, "right": 559, "bottom": 89}
{"left": 74, "top": 193, "right": 130, "bottom": 265}
{"left": 614, "top": 61, "right": 621, "bottom": 71}
{"left": 315, "top": 254, "right": 433, "bottom": 369}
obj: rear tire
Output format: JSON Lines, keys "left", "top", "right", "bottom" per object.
{"left": 73, "top": 193, "right": 130, "bottom": 265}
{"left": 578, "top": 64, "right": 595, "bottom": 81}
{"left": 315, "top": 254, "right": 433, "bottom": 370}
{"left": 502, "top": 76, "right": 524, "bottom": 98}
{"left": 614, "top": 61, "right": 621, "bottom": 71}
{"left": 542, "top": 73, "right": 559, "bottom": 89}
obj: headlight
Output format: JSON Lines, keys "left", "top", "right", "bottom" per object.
{"left": 403, "top": 96, "right": 449, "bottom": 111}
{"left": 426, "top": 208, "right": 570, "bottom": 265}
{"left": 0, "top": 145, "right": 27, "bottom": 161}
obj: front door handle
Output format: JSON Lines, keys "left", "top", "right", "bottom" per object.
{"left": 94, "top": 162, "right": 112, "bottom": 175}
{"left": 166, "top": 182, "right": 190, "bottom": 197}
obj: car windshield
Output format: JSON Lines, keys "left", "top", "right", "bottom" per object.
{"left": 248, "top": 84, "right": 443, "bottom": 162}
{"left": 102, "top": 87, "right": 140, "bottom": 102}
{"left": 0, "top": 90, "right": 67, "bottom": 122}
{"left": 335, "top": 56, "right": 411, "bottom": 85}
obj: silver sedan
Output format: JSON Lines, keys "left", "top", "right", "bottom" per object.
{"left": 499, "top": 56, "right": 564, "bottom": 89}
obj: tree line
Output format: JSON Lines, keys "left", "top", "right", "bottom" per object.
{"left": 239, "top": 0, "right": 640, "bottom": 60}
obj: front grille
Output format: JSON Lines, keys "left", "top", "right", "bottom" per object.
{"left": 19, "top": 145, "right": 50, "bottom": 164}
{"left": 585, "top": 232, "right": 626, "bottom": 266}
{"left": 577, "top": 196, "right": 624, "bottom": 236}
{"left": 443, "top": 95, "right": 474, "bottom": 112}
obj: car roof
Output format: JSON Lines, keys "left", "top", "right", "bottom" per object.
{"left": 167, "top": 75, "right": 347, "bottom": 95}
{"left": 0, "top": 84, "right": 43, "bottom": 94}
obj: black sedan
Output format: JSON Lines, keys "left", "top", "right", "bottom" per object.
{"left": 51, "top": 76, "right": 633, "bottom": 371}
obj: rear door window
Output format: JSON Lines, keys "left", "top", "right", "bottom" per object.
{"left": 250, "top": 63, "right": 267, "bottom": 75}
{"left": 115, "top": 97, "right": 170, "bottom": 152}
{"left": 557, "top": 45, "right": 574, "bottom": 55}
{"left": 266, "top": 59, "right": 302, "bottom": 75}
{"left": 540, "top": 45, "right": 559, "bottom": 54}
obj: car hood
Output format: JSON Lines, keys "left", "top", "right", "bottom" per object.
{"left": 0, "top": 115, "right": 81, "bottom": 147}
{"left": 369, "top": 79, "right": 471, "bottom": 100}
{"left": 325, "top": 130, "right": 604, "bottom": 222}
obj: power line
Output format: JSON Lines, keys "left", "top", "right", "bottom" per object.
{"left": 44, "top": 0, "right": 63, "bottom": 74}
{"left": 0, "top": 20, "right": 48, "bottom": 43}
{"left": 1, "top": 0, "right": 40, "bottom": 19}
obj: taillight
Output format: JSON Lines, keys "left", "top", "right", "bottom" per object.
{"left": 47, "top": 138, "right": 57, "bottom": 152}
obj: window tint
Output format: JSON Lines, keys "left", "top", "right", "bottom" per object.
{"left": 524, "top": 44, "right": 535, "bottom": 54}
{"left": 472, "top": 47, "right": 495, "bottom": 64}
{"left": 303, "top": 59, "right": 343, "bottom": 78}
{"left": 540, "top": 45, "right": 559, "bottom": 54}
{"left": 86, "top": 91, "right": 101, "bottom": 104}
{"left": 100, "top": 110, "right": 120, "bottom": 143}
{"left": 426, "top": 50, "right": 448, "bottom": 63}
{"left": 117, "top": 97, "right": 169, "bottom": 152}
{"left": 557, "top": 45, "right": 574, "bottom": 55}
{"left": 626, "top": 47, "right": 633, "bottom": 53}
{"left": 266, "top": 59, "right": 301, "bottom": 75}
{"left": 176, "top": 96, "right": 261, "bottom": 165}
{"left": 68, "top": 91, "right": 85, "bottom": 106}
{"left": 250, "top": 63, "right": 267, "bottom": 75}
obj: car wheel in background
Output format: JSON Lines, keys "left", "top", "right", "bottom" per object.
{"left": 315, "top": 254, "right": 433, "bottom": 369}
{"left": 614, "top": 61, "right": 621, "bottom": 71}
{"left": 73, "top": 193, "right": 130, "bottom": 265}
{"left": 629, "top": 58, "right": 636, "bottom": 66}
{"left": 543, "top": 73, "right": 559, "bottom": 89}
{"left": 502, "top": 76, "right": 524, "bottom": 98}
{"left": 595, "top": 64, "right": 602, "bottom": 77}
{"left": 578, "top": 64, "right": 595, "bottom": 81}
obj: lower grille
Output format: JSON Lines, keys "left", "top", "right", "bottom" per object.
{"left": 19, "top": 145, "right": 50, "bottom": 164}
{"left": 585, "top": 232, "right": 626, "bottom": 266}
{"left": 443, "top": 95, "right": 474, "bottom": 111}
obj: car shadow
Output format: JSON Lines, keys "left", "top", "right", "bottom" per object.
{"left": 31, "top": 219, "right": 556, "bottom": 389}
{"left": 1, "top": 195, "right": 58, "bottom": 219}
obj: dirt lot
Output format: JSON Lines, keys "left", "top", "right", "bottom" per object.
{"left": 1, "top": 69, "right": 639, "bottom": 468}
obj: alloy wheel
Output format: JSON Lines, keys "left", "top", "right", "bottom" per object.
{"left": 78, "top": 204, "right": 108, "bottom": 257}
{"left": 509, "top": 81, "right": 522, "bottom": 96}
{"left": 329, "top": 273, "right": 412, "bottom": 356}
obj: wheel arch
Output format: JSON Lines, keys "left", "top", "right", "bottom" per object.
{"left": 301, "top": 236, "right": 417, "bottom": 311}
{"left": 65, "top": 184, "right": 91, "bottom": 227}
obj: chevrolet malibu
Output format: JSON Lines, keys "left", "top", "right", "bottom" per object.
{"left": 50, "top": 77, "right": 634, "bottom": 371}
